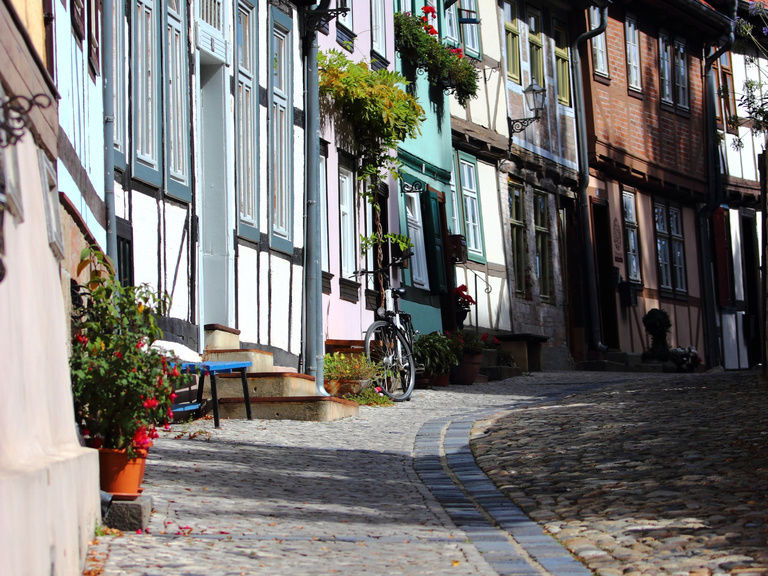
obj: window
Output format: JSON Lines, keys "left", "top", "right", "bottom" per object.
{"left": 444, "top": 2, "right": 459, "bottom": 45}
{"left": 270, "top": 8, "right": 293, "bottom": 252}
{"left": 71, "top": 0, "right": 85, "bottom": 41}
{"left": 87, "top": 0, "right": 100, "bottom": 74}
{"left": 339, "top": 166, "right": 356, "bottom": 279}
{"left": 38, "top": 150, "right": 64, "bottom": 260}
{"left": 654, "top": 203, "right": 687, "bottom": 294}
{"left": 589, "top": 6, "right": 608, "bottom": 76}
{"left": 625, "top": 15, "right": 641, "bottom": 91}
{"left": 132, "top": 0, "right": 161, "bottom": 185}
{"left": 448, "top": 167, "right": 460, "bottom": 234}
{"left": 237, "top": 1, "right": 258, "bottom": 239}
{"left": 504, "top": 1, "right": 521, "bottom": 83}
{"left": 534, "top": 191, "right": 551, "bottom": 298}
{"left": 165, "top": 0, "right": 190, "bottom": 198}
{"left": 622, "top": 190, "right": 641, "bottom": 283}
{"left": 113, "top": 0, "right": 126, "bottom": 162}
{"left": 457, "top": 153, "right": 484, "bottom": 260}
{"left": 527, "top": 7, "right": 544, "bottom": 87}
{"left": 319, "top": 149, "right": 329, "bottom": 272}
{"left": 338, "top": 0, "right": 352, "bottom": 31}
{"left": 674, "top": 40, "right": 689, "bottom": 109}
{"left": 659, "top": 34, "right": 689, "bottom": 110}
{"left": 554, "top": 23, "right": 570, "bottom": 106}
{"left": 713, "top": 50, "right": 736, "bottom": 128}
{"left": 371, "top": 0, "right": 386, "bottom": 56}
{"left": 405, "top": 192, "right": 429, "bottom": 289}
{"left": 509, "top": 183, "right": 526, "bottom": 295}
{"left": 460, "top": 0, "right": 480, "bottom": 58}
{"left": 659, "top": 33, "right": 673, "bottom": 103}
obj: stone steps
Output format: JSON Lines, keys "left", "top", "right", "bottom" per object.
{"left": 195, "top": 326, "right": 358, "bottom": 422}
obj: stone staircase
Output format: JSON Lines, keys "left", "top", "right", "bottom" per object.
{"left": 479, "top": 348, "right": 523, "bottom": 381}
{"left": 197, "top": 325, "right": 359, "bottom": 422}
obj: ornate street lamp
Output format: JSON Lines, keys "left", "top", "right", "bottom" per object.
{"left": 508, "top": 81, "right": 546, "bottom": 135}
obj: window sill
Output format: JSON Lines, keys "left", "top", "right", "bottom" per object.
{"left": 336, "top": 23, "right": 355, "bottom": 52}
{"left": 370, "top": 50, "right": 389, "bottom": 71}
{"left": 339, "top": 277, "right": 360, "bottom": 302}
{"left": 627, "top": 87, "right": 644, "bottom": 101}
{"left": 365, "top": 288, "right": 378, "bottom": 311}
{"left": 593, "top": 71, "right": 611, "bottom": 85}
{"left": 322, "top": 271, "right": 333, "bottom": 295}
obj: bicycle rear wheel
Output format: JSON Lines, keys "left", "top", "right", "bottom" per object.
{"left": 364, "top": 320, "right": 415, "bottom": 402}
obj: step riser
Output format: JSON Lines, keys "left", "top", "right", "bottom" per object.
{"left": 215, "top": 375, "right": 317, "bottom": 398}
{"left": 204, "top": 331, "right": 240, "bottom": 350}
{"left": 218, "top": 399, "right": 358, "bottom": 422}
{"left": 203, "top": 350, "right": 274, "bottom": 372}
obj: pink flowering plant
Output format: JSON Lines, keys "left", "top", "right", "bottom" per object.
{"left": 70, "top": 247, "right": 191, "bottom": 458}
{"left": 394, "top": 8, "right": 478, "bottom": 106}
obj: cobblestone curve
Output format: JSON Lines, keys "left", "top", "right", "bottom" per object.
{"left": 471, "top": 371, "right": 768, "bottom": 576}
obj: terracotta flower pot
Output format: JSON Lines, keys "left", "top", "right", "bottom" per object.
{"left": 450, "top": 352, "right": 483, "bottom": 386}
{"left": 98, "top": 448, "right": 148, "bottom": 500}
{"left": 430, "top": 373, "right": 450, "bottom": 387}
{"left": 324, "top": 378, "right": 370, "bottom": 397}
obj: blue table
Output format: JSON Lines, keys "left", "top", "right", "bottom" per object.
{"left": 172, "top": 361, "right": 252, "bottom": 428}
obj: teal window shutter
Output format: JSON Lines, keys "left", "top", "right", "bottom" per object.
{"left": 421, "top": 189, "right": 448, "bottom": 294}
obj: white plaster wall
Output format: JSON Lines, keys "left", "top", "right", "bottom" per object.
{"left": 729, "top": 208, "right": 745, "bottom": 302}
{"left": 0, "top": 137, "right": 100, "bottom": 575}
{"left": 237, "top": 245, "right": 260, "bottom": 344}
{"left": 132, "top": 192, "right": 160, "bottom": 289}
{"left": 477, "top": 160, "right": 505, "bottom": 264}
{"left": 163, "top": 201, "right": 190, "bottom": 319}
{"left": 270, "top": 257, "right": 291, "bottom": 351}
{"left": 259, "top": 254, "right": 271, "bottom": 344}
{"left": 291, "top": 263, "right": 304, "bottom": 354}
{"left": 454, "top": 268, "right": 512, "bottom": 332}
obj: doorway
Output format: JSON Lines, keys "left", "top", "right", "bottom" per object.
{"left": 199, "top": 62, "right": 232, "bottom": 327}
{"left": 592, "top": 201, "right": 619, "bottom": 348}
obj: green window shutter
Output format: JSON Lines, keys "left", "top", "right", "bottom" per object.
{"left": 421, "top": 189, "right": 448, "bottom": 294}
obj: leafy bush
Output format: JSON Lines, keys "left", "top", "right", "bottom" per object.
{"left": 344, "top": 386, "right": 394, "bottom": 406}
{"left": 447, "top": 330, "right": 485, "bottom": 355}
{"left": 413, "top": 331, "right": 459, "bottom": 376}
{"left": 324, "top": 352, "right": 382, "bottom": 381}
{"left": 70, "top": 247, "right": 191, "bottom": 458}
{"left": 394, "top": 9, "right": 479, "bottom": 107}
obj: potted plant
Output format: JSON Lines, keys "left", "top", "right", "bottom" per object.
{"left": 70, "top": 247, "right": 190, "bottom": 499}
{"left": 413, "top": 331, "right": 459, "bottom": 386}
{"left": 641, "top": 308, "right": 671, "bottom": 361}
{"left": 454, "top": 284, "right": 476, "bottom": 330}
{"left": 448, "top": 330, "right": 485, "bottom": 385}
{"left": 394, "top": 8, "right": 479, "bottom": 107}
{"left": 323, "top": 352, "right": 381, "bottom": 396}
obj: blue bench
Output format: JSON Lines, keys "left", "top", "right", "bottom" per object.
{"left": 171, "top": 361, "right": 252, "bottom": 428}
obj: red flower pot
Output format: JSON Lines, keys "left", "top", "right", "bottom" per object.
{"left": 449, "top": 352, "right": 483, "bottom": 385}
{"left": 98, "top": 448, "right": 147, "bottom": 500}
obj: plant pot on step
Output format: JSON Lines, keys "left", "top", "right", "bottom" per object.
{"left": 430, "top": 373, "right": 450, "bottom": 387}
{"left": 324, "top": 378, "right": 371, "bottom": 397}
{"left": 98, "top": 448, "right": 148, "bottom": 500}
{"left": 450, "top": 352, "right": 483, "bottom": 386}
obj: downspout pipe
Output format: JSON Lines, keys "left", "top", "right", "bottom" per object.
{"left": 571, "top": 1, "right": 608, "bottom": 354}
{"left": 103, "top": 0, "right": 117, "bottom": 263}
{"left": 302, "top": 0, "right": 330, "bottom": 395}
{"left": 699, "top": 0, "right": 737, "bottom": 368}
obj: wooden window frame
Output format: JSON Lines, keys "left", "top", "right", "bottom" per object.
{"left": 589, "top": 6, "right": 609, "bottom": 77}
{"left": 654, "top": 201, "right": 687, "bottom": 296}
{"left": 236, "top": 0, "right": 259, "bottom": 240}
{"left": 338, "top": 164, "right": 356, "bottom": 280}
{"left": 269, "top": 6, "right": 294, "bottom": 254}
{"left": 504, "top": 1, "right": 521, "bottom": 84}
{"left": 713, "top": 50, "right": 737, "bottom": 132}
{"left": 460, "top": 0, "right": 481, "bottom": 59}
{"left": 622, "top": 189, "right": 642, "bottom": 284}
{"left": 456, "top": 151, "right": 485, "bottom": 264}
{"left": 527, "top": 6, "right": 545, "bottom": 88}
{"left": 553, "top": 22, "right": 570, "bottom": 106}
{"left": 625, "top": 15, "right": 642, "bottom": 92}
{"left": 164, "top": 0, "right": 191, "bottom": 201}
{"left": 533, "top": 190, "right": 552, "bottom": 299}
{"left": 509, "top": 182, "right": 526, "bottom": 295}
{"left": 87, "top": 0, "right": 101, "bottom": 75}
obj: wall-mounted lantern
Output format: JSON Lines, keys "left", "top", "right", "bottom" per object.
{"left": 507, "top": 81, "right": 546, "bottom": 136}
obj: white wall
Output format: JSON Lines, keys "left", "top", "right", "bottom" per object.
{"left": 0, "top": 136, "right": 100, "bottom": 576}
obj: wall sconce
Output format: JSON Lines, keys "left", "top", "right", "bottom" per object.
{"left": 508, "top": 82, "right": 546, "bottom": 136}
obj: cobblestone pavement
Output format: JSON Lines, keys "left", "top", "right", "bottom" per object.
{"left": 471, "top": 370, "right": 768, "bottom": 576}
{"left": 84, "top": 371, "right": 633, "bottom": 575}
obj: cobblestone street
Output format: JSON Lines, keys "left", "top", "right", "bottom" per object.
{"left": 83, "top": 371, "right": 767, "bottom": 575}
{"left": 472, "top": 371, "right": 768, "bottom": 576}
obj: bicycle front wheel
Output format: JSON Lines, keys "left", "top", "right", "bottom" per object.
{"left": 364, "top": 320, "right": 415, "bottom": 402}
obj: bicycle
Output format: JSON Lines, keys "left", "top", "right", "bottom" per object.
{"left": 354, "top": 252, "right": 417, "bottom": 402}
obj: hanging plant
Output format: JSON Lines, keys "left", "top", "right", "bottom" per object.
{"left": 394, "top": 8, "right": 479, "bottom": 107}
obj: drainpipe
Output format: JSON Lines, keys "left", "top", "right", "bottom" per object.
{"left": 571, "top": 1, "right": 608, "bottom": 354}
{"left": 103, "top": 0, "right": 117, "bottom": 263}
{"left": 699, "top": 0, "right": 737, "bottom": 368}
{"left": 302, "top": 1, "right": 330, "bottom": 395}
